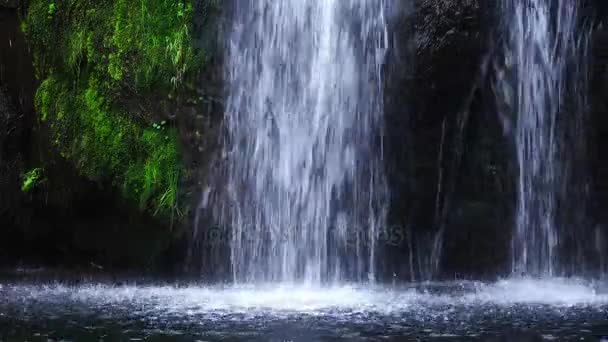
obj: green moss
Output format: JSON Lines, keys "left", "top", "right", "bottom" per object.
{"left": 124, "top": 128, "right": 180, "bottom": 215}
{"left": 47, "top": 3, "right": 57, "bottom": 17}
{"left": 33, "top": 75, "right": 181, "bottom": 216}
{"left": 23, "top": 0, "right": 204, "bottom": 218}
{"left": 111, "top": 0, "right": 198, "bottom": 91}
{"left": 35, "top": 77, "right": 57, "bottom": 122}
{"left": 21, "top": 168, "right": 44, "bottom": 192}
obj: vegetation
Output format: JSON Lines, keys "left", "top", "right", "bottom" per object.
{"left": 23, "top": 0, "right": 203, "bottom": 217}
{"left": 21, "top": 168, "right": 44, "bottom": 192}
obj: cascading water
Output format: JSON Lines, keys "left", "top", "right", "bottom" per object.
{"left": 498, "top": 0, "right": 588, "bottom": 276}
{"left": 209, "top": 1, "right": 389, "bottom": 284}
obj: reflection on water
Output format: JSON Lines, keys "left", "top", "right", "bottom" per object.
{"left": 0, "top": 277, "right": 607, "bottom": 341}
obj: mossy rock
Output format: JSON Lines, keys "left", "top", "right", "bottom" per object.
{"left": 22, "top": 0, "right": 213, "bottom": 219}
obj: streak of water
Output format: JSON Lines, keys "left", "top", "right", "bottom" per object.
{"left": 205, "top": 1, "right": 389, "bottom": 284}
{"left": 499, "top": 0, "right": 589, "bottom": 276}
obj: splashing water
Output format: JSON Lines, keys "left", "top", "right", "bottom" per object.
{"left": 2, "top": 278, "right": 607, "bottom": 314}
{"left": 2, "top": 277, "right": 608, "bottom": 341}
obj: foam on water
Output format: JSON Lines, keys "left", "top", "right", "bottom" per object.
{"left": 2, "top": 278, "right": 607, "bottom": 315}
{"left": 468, "top": 278, "right": 607, "bottom": 305}
{"left": 3, "top": 278, "right": 608, "bottom": 340}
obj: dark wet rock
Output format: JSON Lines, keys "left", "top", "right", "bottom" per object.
{"left": 383, "top": 0, "right": 510, "bottom": 280}
{"left": 0, "top": 0, "right": 20, "bottom": 9}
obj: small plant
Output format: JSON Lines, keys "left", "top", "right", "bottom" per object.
{"left": 47, "top": 3, "right": 57, "bottom": 18}
{"left": 21, "top": 168, "right": 44, "bottom": 192}
{"left": 152, "top": 121, "right": 167, "bottom": 130}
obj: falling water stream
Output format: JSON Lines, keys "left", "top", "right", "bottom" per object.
{"left": 499, "top": 0, "right": 588, "bottom": 276}
{"left": 214, "top": 1, "right": 389, "bottom": 284}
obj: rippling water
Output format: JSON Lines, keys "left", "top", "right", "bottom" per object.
{"left": 1, "top": 277, "right": 607, "bottom": 341}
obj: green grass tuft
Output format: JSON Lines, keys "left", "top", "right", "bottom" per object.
{"left": 21, "top": 168, "right": 44, "bottom": 192}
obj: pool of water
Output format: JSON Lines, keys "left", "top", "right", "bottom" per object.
{"left": 1, "top": 276, "right": 607, "bottom": 341}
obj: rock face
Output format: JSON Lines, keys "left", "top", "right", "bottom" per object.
{"left": 0, "top": 0, "right": 227, "bottom": 273}
{"left": 0, "top": 5, "right": 192, "bottom": 272}
{"left": 382, "top": 0, "right": 512, "bottom": 280}
{"left": 0, "top": 0, "right": 20, "bottom": 9}
{"left": 382, "top": 0, "right": 608, "bottom": 280}
{"left": 588, "top": 2, "right": 608, "bottom": 276}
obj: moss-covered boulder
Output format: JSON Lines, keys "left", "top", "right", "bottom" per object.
{"left": 0, "top": 0, "right": 222, "bottom": 272}
{"left": 22, "top": 0, "right": 212, "bottom": 218}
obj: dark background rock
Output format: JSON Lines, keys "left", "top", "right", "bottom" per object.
{"left": 0, "top": 0, "right": 20, "bottom": 9}
{"left": 382, "top": 0, "right": 608, "bottom": 280}
{"left": 382, "top": 0, "right": 511, "bottom": 280}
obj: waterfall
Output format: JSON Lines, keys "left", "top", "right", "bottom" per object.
{"left": 498, "top": 0, "right": 589, "bottom": 276}
{"left": 209, "top": 1, "right": 389, "bottom": 284}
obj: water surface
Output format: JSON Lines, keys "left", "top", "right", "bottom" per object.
{"left": 1, "top": 277, "right": 607, "bottom": 341}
